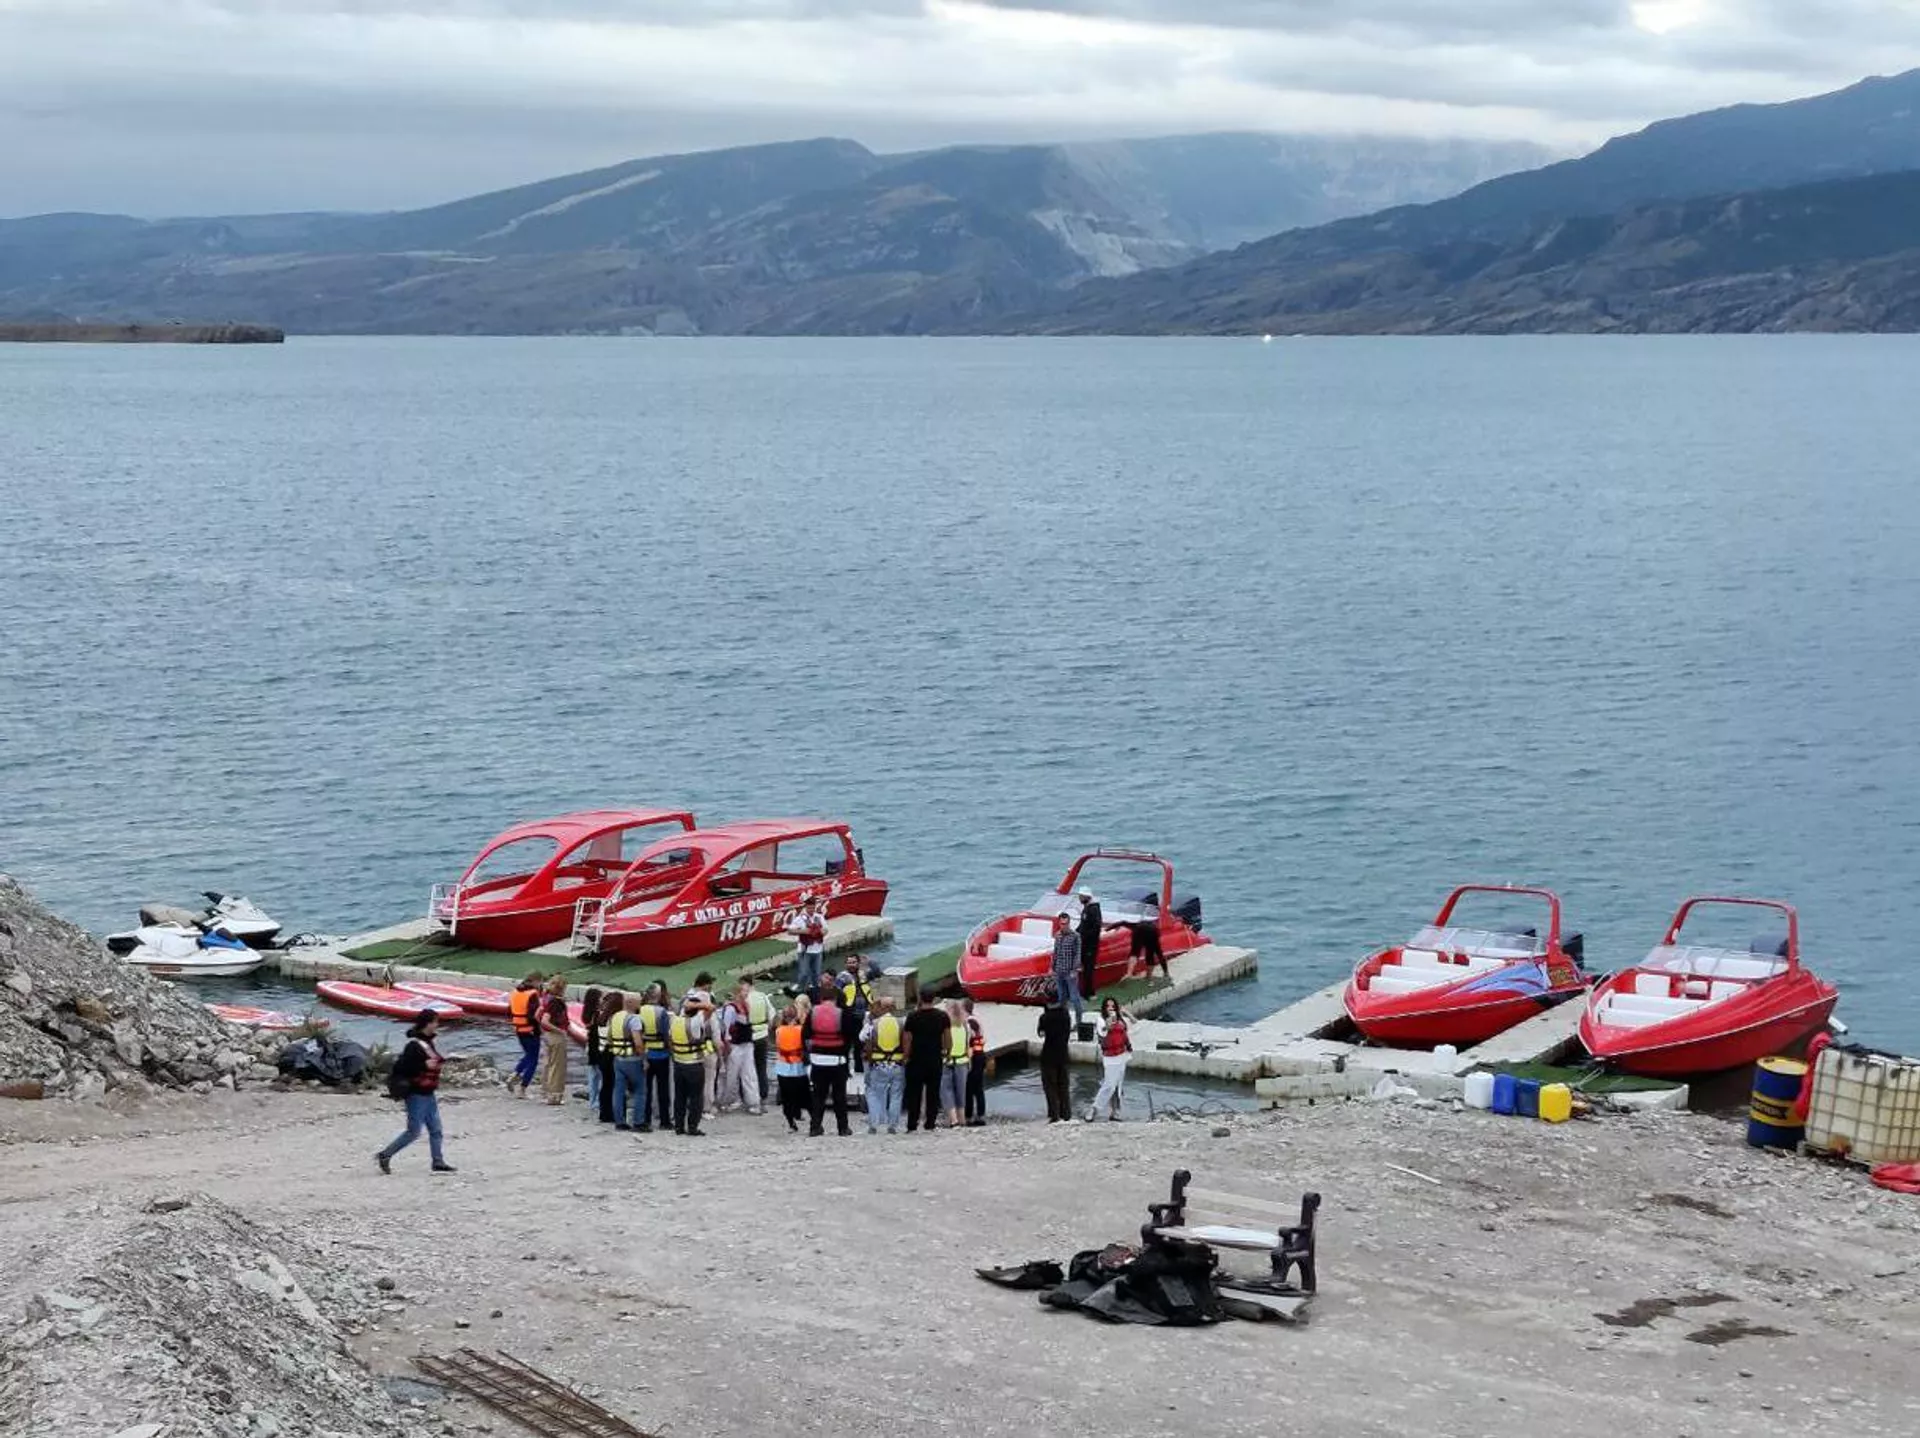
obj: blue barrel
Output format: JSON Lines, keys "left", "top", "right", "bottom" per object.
{"left": 1515, "top": 1078, "right": 1541, "bottom": 1119}
{"left": 1747, "top": 1057, "right": 1808, "bottom": 1148}
{"left": 1490, "top": 1074, "right": 1518, "bottom": 1115}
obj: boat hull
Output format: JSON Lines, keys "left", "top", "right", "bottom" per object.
{"left": 436, "top": 896, "right": 605, "bottom": 953}
{"left": 591, "top": 878, "right": 889, "bottom": 966}
{"left": 958, "top": 918, "right": 1205, "bottom": 1005}
{"left": 1346, "top": 988, "right": 1579, "bottom": 1048}
{"left": 1581, "top": 993, "right": 1838, "bottom": 1076}
{"left": 124, "top": 954, "right": 266, "bottom": 979}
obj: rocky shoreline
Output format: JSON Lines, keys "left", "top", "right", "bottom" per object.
{"left": 0, "top": 322, "right": 284, "bottom": 344}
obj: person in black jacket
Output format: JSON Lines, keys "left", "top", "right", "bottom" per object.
{"left": 1035, "top": 984, "right": 1073, "bottom": 1122}
{"left": 376, "top": 1011, "right": 455, "bottom": 1174}
{"left": 1076, "top": 889, "right": 1103, "bottom": 1001}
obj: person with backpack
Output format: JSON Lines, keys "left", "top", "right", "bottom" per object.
{"left": 376, "top": 1011, "right": 455, "bottom": 1174}
{"left": 1087, "top": 998, "right": 1133, "bottom": 1122}
{"left": 506, "top": 972, "right": 544, "bottom": 1096}
{"left": 962, "top": 996, "right": 988, "bottom": 1127}
{"left": 803, "top": 980, "right": 852, "bottom": 1136}
{"left": 860, "top": 995, "right": 906, "bottom": 1134}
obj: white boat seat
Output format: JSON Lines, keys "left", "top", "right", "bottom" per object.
{"left": 1708, "top": 980, "right": 1746, "bottom": 1001}
{"left": 1016, "top": 919, "right": 1055, "bottom": 939}
{"left": 1632, "top": 972, "right": 1672, "bottom": 997}
{"left": 986, "top": 938, "right": 1050, "bottom": 961}
{"left": 1397, "top": 947, "right": 1447, "bottom": 968}
{"left": 1369, "top": 969, "right": 1451, "bottom": 994}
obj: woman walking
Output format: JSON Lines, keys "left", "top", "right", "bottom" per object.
{"left": 376, "top": 1011, "right": 455, "bottom": 1174}
{"left": 772, "top": 1004, "right": 811, "bottom": 1132}
{"left": 1086, "top": 998, "right": 1133, "bottom": 1122}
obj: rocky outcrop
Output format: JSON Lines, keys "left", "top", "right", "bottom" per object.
{"left": 0, "top": 1195, "right": 421, "bottom": 1437}
{"left": 0, "top": 877, "right": 278, "bottom": 1099}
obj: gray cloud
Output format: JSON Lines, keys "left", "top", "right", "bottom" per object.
{"left": 0, "top": 0, "right": 1911, "bottom": 216}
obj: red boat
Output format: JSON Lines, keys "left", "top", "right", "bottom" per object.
{"left": 394, "top": 980, "right": 513, "bottom": 1017}
{"left": 430, "top": 808, "right": 696, "bottom": 951}
{"left": 958, "top": 850, "right": 1207, "bottom": 1005}
{"left": 316, "top": 980, "right": 465, "bottom": 1020}
{"left": 573, "top": 818, "right": 888, "bottom": 966}
{"left": 1343, "top": 885, "right": 1588, "bottom": 1048}
{"left": 1580, "top": 896, "right": 1838, "bottom": 1076}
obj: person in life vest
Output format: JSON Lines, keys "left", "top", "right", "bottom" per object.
{"left": 859, "top": 995, "right": 906, "bottom": 1134}
{"left": 1087, "top": 997, "right": 1133, "bottom": 1122}
{"left": 787, "top": 895, "right": 828, "bottom": 993}
{"left": 840, "top": 956, "right": 874, "bottom": 1078}
{"left": 537, "top": 975, "right": 571, "bottom": 1106}
{"left": 772, "top": 1005, "right": 810, "bottom": 1132}
{"left": 715, "top": 985, "right": 762, "bottom": 1116}
{"left": 608, "top": 992, "right": 647, "bottom": 1131}
{"left": 683, "top": 972, "right": 720, "bottom": 1111}
{"left": 668, "top": 999, "right": 709, "bottom": 1137}
{"left": 738, "top": 975, "right": 775, "bottom": 1105}
{"left": 506, "top": 972, "right": 545, "bottom": 1097}
{"left": 376, "top": 1011, "right": 454, "bottom": 1174}
{"left": 635, "top": 981, "right": 674, "bottom": 1133}
{"left": 939, "top": 999, "right": 970, "bottom": 1129}
{"left": 962, "top": 996, "right": 988, "bottom": 1127}
{"left": 803, "top": 980, "right": 853, "bottom": 1136}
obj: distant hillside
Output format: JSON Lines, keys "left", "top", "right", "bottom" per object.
{"left": 1033, "top": 68, "right": 1920, "bottom": 334}
{"left": 1024, "top": 171, "right": 1920, "bottom": 335}
{"left": 0, "top": 133, "right": 1545, "bottom": 335}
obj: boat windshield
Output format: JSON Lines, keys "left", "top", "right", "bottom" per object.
{"left": 1030, "top": 891, "right": 1162, "bottom": 925}
{"left": 1408, "top": 925, "right": 1545, "bottom": 959}
{"left": 1640, "top": 944, "right": 1788, "bottom": 980}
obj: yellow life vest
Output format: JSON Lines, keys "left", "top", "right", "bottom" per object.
{"left": 947, "top": 1022, "right": 969, "bottom": 1066}
{"left": 638, "top": 1005, "right": 667, "bottom": 1055}
{"left": 668, "top": 1014, "right": 701, "bottom": 1061}
{"left": 746, "top": 989, "right": 773, "bottom": 1040}
{"left": 605, "top": 1013, "right": 635, "bottom": 1058}
{"left": 870, "top": 1013, "right": 903, "bottom": 1064}
{"left": 842, "top": 976, "right": 874, "bottom": 1008}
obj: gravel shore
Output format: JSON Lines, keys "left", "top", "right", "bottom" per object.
{"left": 4, "top": 1082, "right": 1918, "bottom": 1438}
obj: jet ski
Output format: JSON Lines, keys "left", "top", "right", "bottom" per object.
{"left": 118, "top": 925, "right": 266, "bottom": 979}
{"left": 106, "top": 892, "right": 284, "bottom": 955}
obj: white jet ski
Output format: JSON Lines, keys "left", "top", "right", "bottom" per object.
{"left": 117, "top": 925, "right": 266, "bottom": 979}
{"left": 199, "top": 892, "right": 282, "bottom": 948}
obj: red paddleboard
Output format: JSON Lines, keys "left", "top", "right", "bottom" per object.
{"left": 316, "top": 980, "right": 464, "bottom": 1020}
{"left": 394, "top": 980, "right": 512, "bottom": 1017}
{"left": 208, "top": 1004, "right": 325, "bottom": 1032}
{"left": 566, "top": 1000, "right": 587, "bottom": 1045}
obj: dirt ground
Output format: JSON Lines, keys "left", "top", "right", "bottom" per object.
{"left": 3, "top": 1083, "right": 1918, "bottom": 1438}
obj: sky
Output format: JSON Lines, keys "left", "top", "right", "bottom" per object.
{"left": 2, "top": 0, "right": 1917, "bottom": 216}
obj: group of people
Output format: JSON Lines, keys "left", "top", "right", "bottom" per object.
{"left": 1044, "top": 886, "right": 1169, "bottom": 1027}
{"left": 503, "top": 953, "right": 995, "bottom": 1138}
{"left": 375, "top": 928, "right": 1143, "bottom": 1173}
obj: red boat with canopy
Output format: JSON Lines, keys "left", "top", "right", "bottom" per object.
{"left": 572, "top": 818, "right": 888, "bottom": 966}
{"left": 1580, "top": 896, "right": 1838, "bottom": 1076}
{"left": 430, "top": 808, "right": 696, "bottom": 951}
{"left": 1343, "top": 885, "right": 1589, "bottom": 1048}
{"left": 957, "top": 850, "right": 1207, "bottom": 1005}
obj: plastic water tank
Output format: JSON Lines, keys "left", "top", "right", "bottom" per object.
{"left": 1463, "top": 1071, "right": 1496, "bottom": 1110}
{"left": 1490, "top": 1074, "right": 1518, "bottom": 1115}
{"left": 1538, "top": 1082, "right": 1573, "bottom": 1123}
{"left": 1805, "top": 1048, "right": 1920, "bottom": 1164}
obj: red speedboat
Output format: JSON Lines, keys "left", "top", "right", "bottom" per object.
{"left": 1344, "top": 885, "right": 1588, "bottom": 1048}
{"left": 958, "top": 850, "right": 1207, "bottom": 1005}
{"left": 1580, "top": 896, "right": 1838, "bottom": 1076}
{"left": 573, "top": 818, "right": 888, "bottom": 966}
{"left": 430, "top": 808, "right": 696, "bottom": 951}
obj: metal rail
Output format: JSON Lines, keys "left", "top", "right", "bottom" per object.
{"left": 414, "top": 1348, "right": 658, "bottom": 1438}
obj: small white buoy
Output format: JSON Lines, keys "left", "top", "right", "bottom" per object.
{"left": 1260, "top": 333, "right": 1274, "bottom": 344}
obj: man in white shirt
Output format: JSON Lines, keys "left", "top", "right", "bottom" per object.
{"left": 788, "top": 897, "right": 828, "bottom": 993}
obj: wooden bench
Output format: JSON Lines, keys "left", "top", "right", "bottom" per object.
{"left": 1142, "top": 1169, "right": 1320, "bottom": 1293}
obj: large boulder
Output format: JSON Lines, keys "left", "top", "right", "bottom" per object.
{"left": 0, "top": 876, "right": 272, "bottom": 1096}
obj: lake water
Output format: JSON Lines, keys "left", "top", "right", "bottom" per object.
{"left": 3, "top": 336, "right": 1917, "bottom": 1053}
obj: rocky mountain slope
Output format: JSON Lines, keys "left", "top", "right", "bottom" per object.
{"left": 1028, "top": 170, "right": 1920, "bottom": 334}
{"left": 1032, "top": 69, "right": 1920, "bottom": 334}
{"left": 0, "top": 133, "right": 1544, "bottom": 334}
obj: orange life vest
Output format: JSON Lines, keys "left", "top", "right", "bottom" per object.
{"left": 508, "top": 988, "right": 538, "bottom": 1036}
{"left": 775, "top": 1023, "right": 805, "bottom": 1065}
{"left": 967, "top": 1018, "right": 985, "bottom": 1056}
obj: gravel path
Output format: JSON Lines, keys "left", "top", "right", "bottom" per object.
{"left": 3, "top": 1086, "right": 1917, "bottom": 1438}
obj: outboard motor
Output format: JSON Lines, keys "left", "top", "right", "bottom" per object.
{"left": 1561, "top": 932, "right": 1585, "bottom": 964}
{"left": 1751, "top": 934, "right": 1790, "bottom": 958}
{"left": 1169, "top": 892, "right": 1203, "bottom": 933}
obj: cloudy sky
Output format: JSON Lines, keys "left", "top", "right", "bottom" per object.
{"left": 2, "top": 0, "right": 1915, "bottom": 216}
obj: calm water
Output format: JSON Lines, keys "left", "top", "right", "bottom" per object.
{"left": 3, "top": 336, "right": 1917, "bottom": 1052}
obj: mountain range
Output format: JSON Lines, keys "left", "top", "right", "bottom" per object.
{"left": 7, "top": 69, "right": 1920, "bottom": 335}
{"left": 0, "top": 134, "right": 1544, "bottom": 334}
